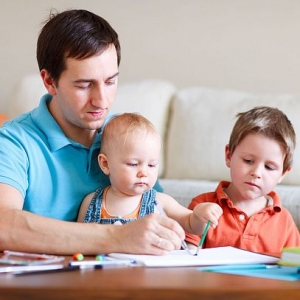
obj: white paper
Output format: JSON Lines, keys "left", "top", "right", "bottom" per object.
{"left": 109, "top": 246, "right": 279, "bottom": 267}
{"left": 0, "top": 264, "right": 64, "bottom": 274}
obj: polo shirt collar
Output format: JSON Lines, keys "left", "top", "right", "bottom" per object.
{"left": 216, "top": 180, "right": 282, "bottom": 213}
{"left": 31, "top": 94, "right": 89, "bottom": 152}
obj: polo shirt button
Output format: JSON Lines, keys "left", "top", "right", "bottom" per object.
{"left": 239, "top": 214, "right": 245, "bottom": 220}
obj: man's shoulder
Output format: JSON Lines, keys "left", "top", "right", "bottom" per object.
{"left": 1, "top": 112, "right": 34, "bottom": 135}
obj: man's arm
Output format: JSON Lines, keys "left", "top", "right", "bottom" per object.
{"left": 0, "top": 184, "right": 184, "bottom": 255}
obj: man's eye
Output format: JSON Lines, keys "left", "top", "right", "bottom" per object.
{"left": 76, "top": 84, "right": 90, "bottom": 89}
{"left": 106, "top": 80, "right": 116, "bottom": 86}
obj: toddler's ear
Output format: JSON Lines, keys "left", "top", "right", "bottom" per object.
{"left": 98, "top": 153, "right": 110, "bottom": 175}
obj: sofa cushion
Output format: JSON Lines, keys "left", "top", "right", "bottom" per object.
{"left": 7, "top": 74, "right": 47, "bottom": 118}
{"left": 164, "top": 87, "right": 300, "bottom": 185}
{"left": 112, "top": 79, "right": 176, "bottom": 176}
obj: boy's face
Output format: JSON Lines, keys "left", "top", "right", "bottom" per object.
{"left": 225, "top": 133, "right": 287, "bottom": 201}
{"left": 105, "top": 131, "right": 161, "bottom": 196}
{"left": 43, "top": 44, "right": 119, "bottom": 142}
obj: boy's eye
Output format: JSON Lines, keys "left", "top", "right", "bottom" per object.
{"left": 265, "top": 165, "right": 275, "bottom": 171}
{"left": 243, "top": 159, "right": 253, "bottom": 164}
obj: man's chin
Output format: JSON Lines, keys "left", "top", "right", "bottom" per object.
{"left": 85, "top": 120, "right": 105, "bottom": 131}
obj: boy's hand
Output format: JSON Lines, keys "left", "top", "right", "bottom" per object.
{"left": 192, "top": 203, "right": 223, "bottom": 233}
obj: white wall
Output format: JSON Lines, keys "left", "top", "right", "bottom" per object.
{"left": 1, "top": 0, "right": 300, "bottom": 113}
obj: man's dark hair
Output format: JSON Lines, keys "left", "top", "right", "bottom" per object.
{"left": 37, "top": 9, "right": 121, "bottom": 83}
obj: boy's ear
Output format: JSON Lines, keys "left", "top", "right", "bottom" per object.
{"left": 40, "top": 69, "right": 57, "bottom": 96}
{"left": 98, "top": 153, "right": 110, "bottom": 175}
{"left": 225, "top": 144, "right": 231, "bottom": 168}
{"left": 278, "top": 166, "right": 292, "bottom": 184}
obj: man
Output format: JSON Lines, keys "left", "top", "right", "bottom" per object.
{"left": 0, "top": 9, "right": 183, "bottom": 255}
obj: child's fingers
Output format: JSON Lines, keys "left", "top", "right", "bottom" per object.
{"left": 208, "top": 207, "right": 223, "bottom": 228}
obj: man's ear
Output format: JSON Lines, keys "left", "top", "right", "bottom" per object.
{"left": 98, "top": 153, "right": 110, "bottom": 175}
{"left": 40, "top": 69, "right": 57, "bottom": 96}
{"left": 225, "top": 144, "right": 231, "bottom": 168}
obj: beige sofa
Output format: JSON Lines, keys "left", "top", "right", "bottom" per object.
{"left": 6, "top": 76, "right": 300, "bottom": 228}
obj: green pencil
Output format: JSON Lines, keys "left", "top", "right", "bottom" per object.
{"left": 195, "top": 220, "right": 211, "bottom": 256}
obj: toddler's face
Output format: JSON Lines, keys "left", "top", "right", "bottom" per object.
{"left": 106, "top": 131, "right": 161, "bottom": 196}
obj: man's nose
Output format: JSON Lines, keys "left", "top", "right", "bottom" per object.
{"left": 91, "top": 85, "right": 107, "bottom": 108}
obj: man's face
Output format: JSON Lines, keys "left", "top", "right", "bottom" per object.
{"left": 46, "top": 44, "right": 119, "bottom": 142}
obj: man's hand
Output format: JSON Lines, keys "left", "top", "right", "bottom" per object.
{"left": 111, "top": 213, "right": 185, "bottom": 255}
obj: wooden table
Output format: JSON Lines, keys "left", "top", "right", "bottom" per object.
{"left": 0, "top": 260, "right": 299, "bottom": 300}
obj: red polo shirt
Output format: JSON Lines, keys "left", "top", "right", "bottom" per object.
{"left": 185, "top": 181, "right": 300, "bottom": 257}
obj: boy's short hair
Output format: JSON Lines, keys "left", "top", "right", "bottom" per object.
{"left": 101, "top": 113, "right": 160, "bottom": 154}
{"left": 228, "top": 106, "right": 296, "bottom": 173}
{"left": 37, "top": 9, "right": 121, "bottom": 83}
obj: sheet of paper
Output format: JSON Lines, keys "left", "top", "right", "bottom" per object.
{"left": 109, "top": 246, "right": 279, "bottom": 267}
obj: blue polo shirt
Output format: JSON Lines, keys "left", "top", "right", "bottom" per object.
{"left": 0, "top": 94, "right": 111, "bottom": 221}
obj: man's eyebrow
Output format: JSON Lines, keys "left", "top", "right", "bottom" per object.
{"left": 108, "top": 72, "right": 119, "bottom": 80}
{"left": 73, "top": 72, "right": 119, "bottom": 83}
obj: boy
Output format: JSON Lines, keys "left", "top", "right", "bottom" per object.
{"left": 185, "top": 106, "right": 300, "bottom": 257}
